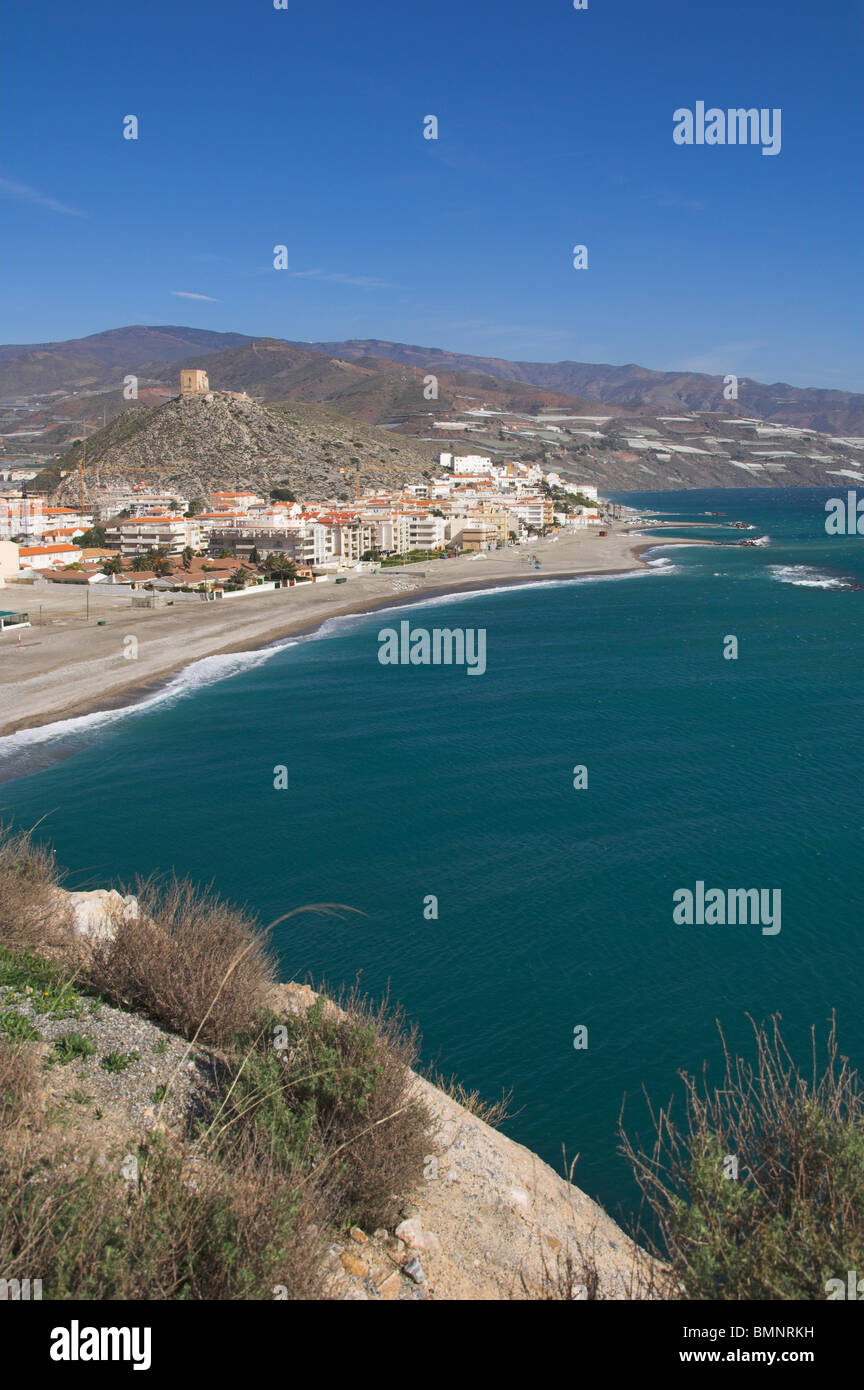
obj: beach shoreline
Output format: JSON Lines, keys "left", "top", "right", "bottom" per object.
{"left": 0, "top": 530, "right": 688, "bottom": 742}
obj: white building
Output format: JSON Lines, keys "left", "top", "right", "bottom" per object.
{"left": 450, "top": 454, "right": 495, "bottom": 476}
{"left": 508, "top": 496, "right": 554, "bottom": 530}
{"left": 111, "top": 516, "right": 204, "bottom": 556}
{"left": 18, "top": 542, "right": 83, "bottom": 568}
{"left": 0, "top": 540, "right": 20, "bottom": 586}
{"left": 124, "top": 492, "right": 191, "bottom": 517}
{"left": 395, "top": 512, "right": 448, "bottom": 552}
{"left": 0, "top": 496, "right": 46, "bottom": 540}
{"left": 455, "top": 455, "right": 495, "bottom": 476}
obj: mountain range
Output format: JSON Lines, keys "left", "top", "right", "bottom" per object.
{"left": 3, "top": 326, "right": 863, "bottom": 498}
{"left": 1, "top": 325, "right": 861, "bottom": 436}
{"left": 304, "top": 339, "right": 864, "bottom": 437}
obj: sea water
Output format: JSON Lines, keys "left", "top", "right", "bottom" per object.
{"left": 1, "top": 487, "right": 860, "bottom": 1223}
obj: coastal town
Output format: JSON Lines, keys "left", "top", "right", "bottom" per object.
{"left": 0, "top": 369, "right": 609, "bottom": 608}
{"left": 0, "top": 379, "right": 652, "bottom": 741}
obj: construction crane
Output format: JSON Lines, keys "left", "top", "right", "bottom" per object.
{"left": 19, "top": 483, "right": 32, "bottom": 541}
{"left": 72, "top": 435, "right": 143, "bottom": 523}
{"left": 344, "top": 462, "right": 429, "bottom": 502}
{"left": 75, "top": 438, "right": 104, "bottom": 521}
{"left": 78, "top": 439, "right": 86, "bottom": 516}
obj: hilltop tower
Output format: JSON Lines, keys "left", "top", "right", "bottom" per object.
{"left": 180, "top": 368, "right": 210, "bottom": 396}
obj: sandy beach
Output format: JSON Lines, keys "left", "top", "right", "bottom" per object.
{"left": 0, "top": 528, "right": 684, "bottom": 739}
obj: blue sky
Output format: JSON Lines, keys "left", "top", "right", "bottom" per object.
{"left": 1, "top": 0, "right": 862, "bottom": 389}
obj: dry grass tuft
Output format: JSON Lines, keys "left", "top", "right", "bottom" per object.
{"left": 81, "top": 878, "right": 276, "bottom": 1046}
{"left": 527, "top": 1226, "right": 666, "bottom": 1300}
{"left": 425, "top": 1070, "right": 514, "bottom": 1128}
{"left": 0, "top": 1037, "right": 40, "bottom": 1137}
{"left": 0, "top": 824, "right": 72, "bottom": 953}
{"left": 0, "top": 839, "right": 436, "bottom": 1295}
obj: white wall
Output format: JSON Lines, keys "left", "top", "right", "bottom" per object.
{"left": 0, "top": 541, "right": 20, "bottom": 587}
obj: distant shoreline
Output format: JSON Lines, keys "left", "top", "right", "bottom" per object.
{"left": 0, "top": 531, "right": 694, "bottom": 747}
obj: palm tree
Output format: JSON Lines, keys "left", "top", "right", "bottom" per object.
{"left": 100, "top": 554, "right": 124, "bottom": 577}
{"left": 262, "top": 554, "right": 297, "bottom": 583}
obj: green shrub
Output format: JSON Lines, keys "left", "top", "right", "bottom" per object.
{"left": 0, "top": 1136, "right": 324, "bottom": 1300}
{"left": 100, "top": 1049, "right": 139, "bottom": 1073}
{"left": 621, "top": 1015, "right": 864, "bottom": 1300}
{"left": 0, "top": 946, "right": 94, "bottom": 1020}
{"left": 211, "top": 994, "right": 434, "bottom": 1228}
{"left": 53, "top": 1033, "right": 97, "bottom": 1062}
{"left": 0, "top": 1011, "right": 41, "bottom": 1044}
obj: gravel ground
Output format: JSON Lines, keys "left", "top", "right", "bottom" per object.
{"left": 0, "top": 983, "right": 214, "bottom": 1150}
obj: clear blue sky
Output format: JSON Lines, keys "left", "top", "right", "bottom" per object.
{"left": 1, "top": 0, "right": 862, "bottom": 389}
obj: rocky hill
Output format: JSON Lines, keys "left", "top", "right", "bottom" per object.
{"left": 36, "top": 382, "right": 864, "bottom": 501}
{"left": 48, "top": 391, "right": 436, "bottom": 504}
{"left": 1, "top": 332, "right": 611, "bottom": 468}
{"left": 42, "top": 391, "right": 864, "bottom": 501}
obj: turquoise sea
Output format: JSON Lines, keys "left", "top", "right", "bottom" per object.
{"left": 1, "top": 487, "right": 861, "bottom": 1225}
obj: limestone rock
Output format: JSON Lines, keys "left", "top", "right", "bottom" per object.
{"left": 394, "top": 1217, "right": 441, "bottom": 1255}
{"left": 402, "top": 1257, "right": 425, "bottom": 1285}
{"left": 56, "top": 888, "right": 139, "bottom": 942}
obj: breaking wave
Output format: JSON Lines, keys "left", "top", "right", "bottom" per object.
{"left": 766, "top": 564, "right": 857, "bottom": 591}
{"left": 0, "top": 562, "right": 677, "bottom": 773}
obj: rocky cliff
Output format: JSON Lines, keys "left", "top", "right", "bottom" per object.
{"left": 36, "top": 887, "right": 656, "bottom": 1302}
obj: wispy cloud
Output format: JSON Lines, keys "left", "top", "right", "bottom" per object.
{"left": 170, "top": 290, "right": 221, "bottom": 302}
{"left": 656, "top": 193, "right": 707, "bottom": 213}
{"left": 0, "top": 178, "right": 83, "bottom": 216}
{"left": 288, "top": 268, "right": 397, "bottom": 289}
{"left": 672, "top": 342, "right": 763, "bottom": 374}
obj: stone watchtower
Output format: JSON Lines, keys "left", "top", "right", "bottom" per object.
{"left": 180, "top": 369, "right": 210, "bottom": 396}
